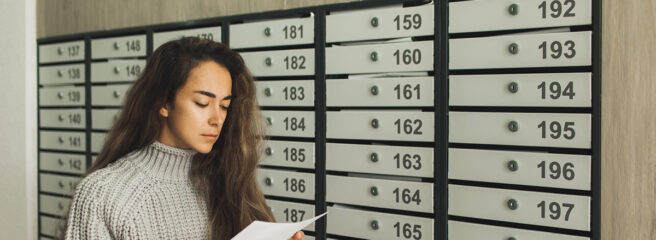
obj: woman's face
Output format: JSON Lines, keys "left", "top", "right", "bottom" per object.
{"left": 158, "top": 60, "right": 232, "bottom": 153}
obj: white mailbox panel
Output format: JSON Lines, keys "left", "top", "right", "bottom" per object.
{"left": 231, "top": 17, "right": 314, "bottom": 49}
{"left": 450, "top": 31, "right": 591, "bottom": 69}
{"left": 327, "top": 4, "right": 434, "bottom": 42}
{"left": 327, "top": 110, "right": 434, "bottom": 142}
{"left": 91, "top": 84, "right": 131, "bottom": 106}
{"left": 261, "top": 140, "right": 315, "bottom": 169}
{"left": 327, "top": 77, "right": 434, "bottom": 107}
{"left": 262, "top": 110, "right": 315, "bottom": 138}
{"left": 449, "top": 73, "right": 591, "bottom": 107}
{"left": 255, "top": 80, "right": 314, "bottom": 107}
{"left": 92, "top": 109, "right": 120, "bottom": 130}
{"left": 449, "top": 184, "right": 590, "bottom": 231}
{"left": 241, "top": 49, "right": 315, "bottom": 77}
{"left": 257, "top": 168, "right": 315, "bottom": 200}
{"left": 39, "top": 64, "right": 85, "bottom": 85}
{"left": 40, "top": 194, "right": 71, "bottom": 217}
{"left": 326, "top": 41, "right": 433, "bottom": 74}
{"left": 449, "top": 0, "right": 592, "bottom": 33}
{"left": 40, "top": 109, "right": 86, "bottom": 129}
{"left": 39, "top": 86, "right": 85, "bottom": 107}
{"left": 91, "top": 60, "right": 145, "bottom": 83}
{"left": 40, "top": 216, "right": 62, "bottom": 237}
{"left": 327, "top": 175, "right": 433, "bottom": 213}
{"left": 266, "top": 199, "right": 316, "bottom": 231}
{"left": 39, "top": 40, "right": 85, "bottom": 63}
{"left": 327, "top": 206, "right": 434, "bottom": 240}
{"left": 153, "top": 26, "right": 222, "bottom": 50}
{"left": 449, "top": 111, "right": 591, "bottom": 149}
{"left": 40, "top": 130, "right": 85, "bottom": 152}
{"left": 91, "top": 132, "right": 107, "bottom": 153}
{"left": 39, "top": 152, "right": 86, "bottom": 174}
{"left": 40, "top": 173, "right": 81, "bottom": 196}
{"left": 449, "top": 148, "right": 591, "bottom": 190}
{"left": 92, "top": 35, "right": 147, "bottom": 59}
{"left": 449, "top": 220, "right": 590, "bottom": 240}
{"left": 326, "top": 143, "right": 433, "bottom": 178}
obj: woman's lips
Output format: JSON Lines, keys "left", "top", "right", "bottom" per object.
{"left": 202, "top": 134, "right": 218, "bottom": 139}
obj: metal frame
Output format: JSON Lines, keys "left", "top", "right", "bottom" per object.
{"left": 35, "top": 0, "right": 601, "bottom": 239}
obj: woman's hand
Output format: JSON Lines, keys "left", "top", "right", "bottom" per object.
{"left": 288, "top": 230, "right": 305, "bottom": 240}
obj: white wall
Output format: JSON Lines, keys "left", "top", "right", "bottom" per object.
{"left": 0, "top": 0, "right": 38, "bottom": 239}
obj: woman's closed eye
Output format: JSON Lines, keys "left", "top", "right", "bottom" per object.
{"left": 195, "top": 102, "right": 209, "bottom": 107}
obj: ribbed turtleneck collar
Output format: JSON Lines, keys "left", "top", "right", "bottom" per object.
{"left": 129, "top": 141, "right": 198, "bottom": 181}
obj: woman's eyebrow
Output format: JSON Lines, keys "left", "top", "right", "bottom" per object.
{"left": 194, "top": 90, "right": 216, "bottom": 98}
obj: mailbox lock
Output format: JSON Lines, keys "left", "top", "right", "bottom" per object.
{"left": 57, "top": 48, "right": 63, "bottom": 55}
{"left": 508, "top": 3, "right": 519, "bottom": 16}
{"left": 57, "top": 70, "right": 64, "bottom": 77}
{"left": 370, "top": 17, "right": 379, "bottom": 27}
{"left": 114, "top": 66, "right": 120, "bottom": 74}
{"left": 113, "top": 90, "right": 122, "bottom": 98}
{"left": 370, "top": 220, "right": 380, "bottom": 230}
{"left": 508, "top": 82, "right": 519, "bottom": 93}
{"left": 266, "top": 117, "right": 273, "bottom": 126}
{"left": 113, "top": 42, "right": 120, "bottom": 50}
{"left": 265, "top": 147, "right": 273, "bottom": 156}
{"left": 370, "top": 85, "right": 379, "bottom": 96}
{"left": 370, "top": 152, "right": 379, "bottom": 163}
{"left": 508, "top": 121, "right": 519, "bottom": 132}
{"left": 507, "top": 160, "right": 519, "bottom": 172}
{"left": 264, "top": 27, "right": 271, "bottom": 37}
{"left": 370, "top": 118, "right": 379, "bottom": 129}
{"left": 508, "top": 43, "right": 519, "bottom": 55}
{"left": 370, "top": 186, "right": 379, "bottom": 196}
{"left": 370, "top": 51, "right": 379, "bottom": 62}
{"left": 264, "top": 177, "right": 273, "bottom": 186}
{"left": 264, "top": 87, "right": 272, "bottom": 97}
{"left": 265, "top": 57, "right": 273, "bottom": 66}
{"left": 507, "top": 199, "right": 519, "bottom": 210}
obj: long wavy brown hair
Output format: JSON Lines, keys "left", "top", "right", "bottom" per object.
{"left": 60, "top": 37, "right": 274, "bottom": 239}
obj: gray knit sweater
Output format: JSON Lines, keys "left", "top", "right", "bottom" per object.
{"left": 65, "top": 141, "right": 209, "bottom": 239}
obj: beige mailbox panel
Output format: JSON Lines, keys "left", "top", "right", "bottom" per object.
{"left": 327, "top": 175, "right": 433, "bottom": 213}
{"left": 327, "top": 110, "right": 434, "bottom": 142}
{"left": 327, "top": 206, "right": 434, "bottom": 240}
{"left": 39, "top": 40, "right": 85, "bottom": 63}
{"left": 449, "top": 0, "right": 592, "bottom": 33}
{"left": 231, "top": 17, "right": 314, "bottom": 49}
{"left": 450, "top": 31, "right": 591, "bottom": 69}
{"left": 326, "top": 143, "right": 433, "bottom": 178}
{"left": 92, "top": 35, "right": 147, "bottom": 59}
{"left": 449, "top": 184, "right": 590, "bottom": 231}
{"left": 257, "top": 168, "right": 315, "bottom": 200}
{"left": 449, "top": 148, "right": 591, "bottom": 190}
{"left": 327, "top": 4, "right": 434, "bottom": 42}
{"left": 260, "top": 140, "right": 315, "bottom": 169}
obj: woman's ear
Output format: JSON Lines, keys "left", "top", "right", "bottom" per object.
{"left": 159, "top": 103, "right": 170, "bottom": 118}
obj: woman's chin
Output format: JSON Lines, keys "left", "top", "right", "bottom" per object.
{"left": 192, "top": 141, "right": 216, "bottom": 154}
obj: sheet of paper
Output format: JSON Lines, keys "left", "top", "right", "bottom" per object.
{"left": 231, "top": 212, "right": 328, "bottom": 240}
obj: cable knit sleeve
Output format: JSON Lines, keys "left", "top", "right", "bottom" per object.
{"left": 64, "top": 175, "right": 113, "bottom": 240}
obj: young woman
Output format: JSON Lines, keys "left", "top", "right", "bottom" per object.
{"left": 62, "top": 37, "right": 304, "bottom": 240}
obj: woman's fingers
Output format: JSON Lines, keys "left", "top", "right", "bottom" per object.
{"left": 288, "top": 230, "right": 305, "bottom": 240}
